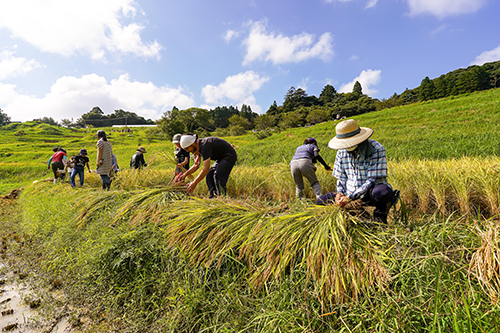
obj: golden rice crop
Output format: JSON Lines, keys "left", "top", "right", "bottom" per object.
{"left": 469, "top": 221, "right": 500, "bottom": 304}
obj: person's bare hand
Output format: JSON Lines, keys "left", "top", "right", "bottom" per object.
{"left": 335, "top": 193, "right": 350, "bottom": 207}
{"left": 186, "top": 182, "right": 197, "bottom": 193}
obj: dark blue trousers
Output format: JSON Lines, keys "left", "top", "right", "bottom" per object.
{"left": 206, "top": 159, "right": 235, "bottom": 198}
{"left": 316, "top": 184, "right": 394, "bottom": 222}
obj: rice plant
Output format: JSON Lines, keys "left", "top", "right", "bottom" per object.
{"left": 469, "top": 220, "right": 500, "bottom": 304}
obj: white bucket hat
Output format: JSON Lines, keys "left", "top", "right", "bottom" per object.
{"left": 180, "top": 134, "right": 197, "bottom": 149}
{"left": 328, "top": 119, "right": 373, "bottom": 150}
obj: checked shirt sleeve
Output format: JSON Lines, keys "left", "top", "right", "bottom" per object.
{"left": 333, "top": 151, "right": 348, "bottom": 195}
{"left": 348, "top": 143, "right": 388, "bottom": 200}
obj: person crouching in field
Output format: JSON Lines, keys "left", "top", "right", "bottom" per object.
{"left": 316, "top": 119, "right": 397, "bottom": 224}
{"left": 96, "top": 130, "right": 113, "bottom": 190}
{"left": 178, "top": 133, "right": 237, "bottom": 198}
{"left": 70, "top": 149, "right": 91, "bottom": 187}
{"left": 172, "top": 134, "right": 190, "bottom": 182}
{"left": 130, "top": 147, "right": 147, "bottom": 170}
{"left": 48, "top": 147, "right": 67, "bottom": 184}
{"left": 290, "top": 137, "right": 332, "bottom": 199}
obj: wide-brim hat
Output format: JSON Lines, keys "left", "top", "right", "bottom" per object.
{"left": 328, "top": 119, "right": 373, "bottom": 150}
{"left": 137, "top": 146, "right": 147, "bottom": 153}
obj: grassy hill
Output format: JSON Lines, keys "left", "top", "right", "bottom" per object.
{"left": 1, "top": 88, "right": 500, "bottom": 195}
{"left": 2, "top": 89, "right": 500, "bottom": 332}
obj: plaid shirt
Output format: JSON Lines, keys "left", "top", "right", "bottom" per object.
{"left": 333, "top": 139, "right": 390, "bottom": 199}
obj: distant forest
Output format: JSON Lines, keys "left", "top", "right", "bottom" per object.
{"left": 158, "top": 60, "right": 500, "bottom": 139}
{"left": 2, "top": 60, "right": 498, "bottom": 139}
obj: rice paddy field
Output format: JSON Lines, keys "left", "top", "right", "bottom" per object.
{"left": 1, "top": 88, "right": 500, "bottom": 332}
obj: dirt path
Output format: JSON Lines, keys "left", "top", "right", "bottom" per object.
{"left": 0, "top": 261, "right": 72, "bottom": 333}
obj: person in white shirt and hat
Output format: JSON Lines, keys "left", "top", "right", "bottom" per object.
{"left": 178, "top": 133, "right": 237, "bottom": 198}
{"left": 317, "top": 119, "right": 398, "bottom": 224}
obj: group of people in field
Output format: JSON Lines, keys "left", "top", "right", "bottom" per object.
{"left": 47, "top": 119, "right": 398, "bottom": 223}
{"left": 170, "top": 119, "right": 398, "bottom": 223}
{"left": 48, "top": 130, "right": 118, "bottom": 190}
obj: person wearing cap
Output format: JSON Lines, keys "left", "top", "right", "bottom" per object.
{"left": 178, "top": 133, "right": 237, "bottom": 198}
{"left": 290, "top": 137, "right": 332, "bottom": 199}
{"left": 70, "top": 148, "right": 91, "bottom": 187}
{"left": 172, "top": 134, "right": 190, "bottom": 182}
{"left": 130, "top": 146, "right": 147, "bottom": 169}
{"left": 47, "top": 147, "right": 68, "bottom": 183}
{"left": 317, "top": 119, "right": 396, "bottom": 224}
{"left": 96, "top": 130, "right": 114, "bottom": 190}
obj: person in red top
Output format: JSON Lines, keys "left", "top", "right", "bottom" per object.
{"left": 47, "top": 147, "right": 68, "bottom": 183}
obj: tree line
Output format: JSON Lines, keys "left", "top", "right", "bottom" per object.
{"left": 2, "top": 60, "right": 500, "bottom": 137}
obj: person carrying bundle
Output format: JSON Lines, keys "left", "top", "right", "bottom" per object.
{"left": 47, "top": 147, "right": 67, "bottom": 184}
{"left": 317, "top": 119, "right": 399, "bottom": 224}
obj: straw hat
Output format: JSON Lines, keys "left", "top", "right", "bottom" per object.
{"left": 137, "top": 146, "right": 147, "bottom": 153}
{"left": 328, "top": 119, "right": 373, "bottom": 150}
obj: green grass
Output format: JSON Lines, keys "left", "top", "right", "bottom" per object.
{"left": 2, "top": 89, "right": 500, "bottom": 331}
{"left": 1, "top": 88, "right": 500, "bottom": 195}
{"left": 3, "top": 182, "right": 499, "bottom": 332}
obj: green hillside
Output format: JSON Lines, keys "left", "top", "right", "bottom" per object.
{"left": 234, "top": 88, "right": 500, "bottom": 165}
{"left": 2, "top": 89, "right": 500, "bottom": 332}
{"left": 1, "top": 88, "right": 500, "bottom": 195}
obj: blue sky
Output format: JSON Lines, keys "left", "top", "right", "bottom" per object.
{"left": 0, "top": 0, "right": 499, "bottom": 122}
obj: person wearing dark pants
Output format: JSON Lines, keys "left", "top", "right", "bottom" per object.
{"left": 179, "top": 134, "right": 237, "bottom": 198}
{"left": 206, "top": 159, "right": 235, "bottom": 198}
{"left": 316, "top": 119, "right": 397, "bottom": 223}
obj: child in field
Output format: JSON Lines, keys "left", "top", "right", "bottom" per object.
{"left": 172, "top": 134, "right": 190, "bottom": 182}
{"left": 66, "top": 155, "right": 76, "bottom": 178}
{"left": 48, "top": 147, "right": 67, "bottom": 184}
{"left": 71, "top": 149, "right": 91, "bottom": 187}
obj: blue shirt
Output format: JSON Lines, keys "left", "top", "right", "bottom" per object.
{"left": 291, "top": 144, "right": 319, "bottom": 161}
{"left": 333, "top": 139, "right": 390, "bottom": 199}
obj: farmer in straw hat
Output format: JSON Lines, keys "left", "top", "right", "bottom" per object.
{"left": 130, "top": 146, "right": 147, "bottom": 169}
{"left": 178, "top": 133, "right": 237, "bottom": 198}
{"left": 317, "top": 119, "right": 398, "bottom": 224}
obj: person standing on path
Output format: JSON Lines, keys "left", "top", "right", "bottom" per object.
{"left": 179, "top": 134, "right": 237, "bottom": 198}
{"left": 96, "top": 130, "right": 113, "bottom": 190}
{"left": 290, "top": 137, "right": 332, "bottom": 199}
{"left": 70, "top": 149, "right": 91, "bottom": 187}
{"left": 316, "top": 119, "right": 397, "bottom": 223}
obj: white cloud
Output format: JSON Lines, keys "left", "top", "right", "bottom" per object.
{"left": 0, "top": 74, "right": 194, "bottom": 121}
{"left": 407, "top": 0, "right": 486, "bottom": 18}
{"left": 324, "top": 0, "right": 377, "bottom": 8}
{"left": 471, "top": 45, "right": 500, "bottom": 66}
{"left": 0, "top": 48, "right": 42, "bottom": 80}
{"left": 242, "top": 20, "right": 334, "bottom": 65}
{"left": 365, "top": 0, "right": 378, "bottom": 9}
{"left": 339, "top": 69, "right": 382, "bottom": 96}
{"left": 223, "top": 30, "right": 240, "bottom": 43}
{"left": 201, "top": 71, "right": 269, "bottom": 113}
{"left": 0, "top": 0, "right": 162, "bottom": 61}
